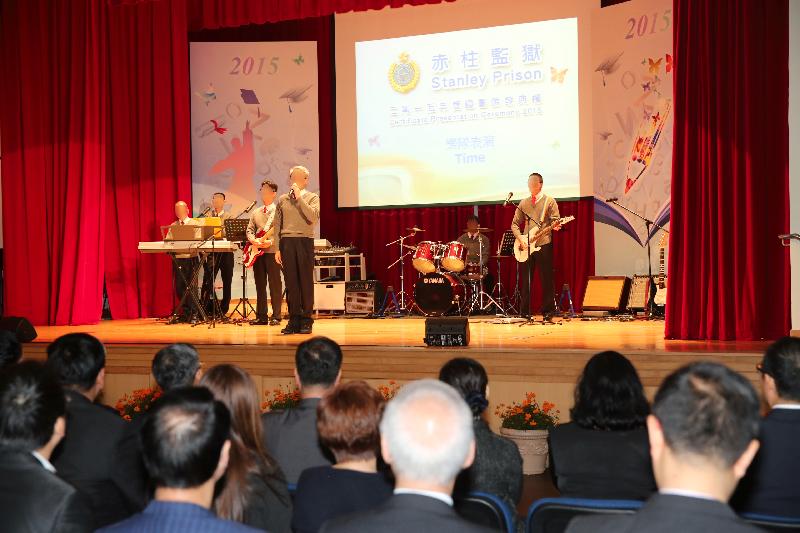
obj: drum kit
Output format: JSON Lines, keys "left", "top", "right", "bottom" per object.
{"left": 385, "top": 226, "right": 508, "bottom": 316}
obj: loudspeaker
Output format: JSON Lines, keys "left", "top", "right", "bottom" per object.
{"left": 627, "top": 275, "right": 654, "bottom": 311}
{"left": 345, "top": 280, "right": 384, "bottom": 314}
{"left": 424, "top": 317, "right": 470, "bottom": 347}
{"left": 0, "top": 316, "right": 37, "bottom": 343}
{"left": 582, "top": 276, "right": 631, "bottom": 313}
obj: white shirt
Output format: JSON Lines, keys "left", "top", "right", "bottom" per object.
{"left": 31, "top": 451, "right": 56, "bottom": 473}
{"left": 659, "top": 488, "right": 717, "bottom": 501}
{"left": 773, "top": 403, "right": 800, "bottom": 410}
{"left": 394, "top": 488, "right": 453, "bottom": 506}
{"left": 177, "top": 216, "right": 191, "bottom": 225}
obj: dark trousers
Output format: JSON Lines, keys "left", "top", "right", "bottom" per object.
{"left": 280, "top": 237, "right": 315, "bottom": 324}
{"left": 519, "top": 242, "right": 555, "bottom": 316}
{"left": 172, "top": 257, "right": 199, "bottom": 318}
{"left": 202, "top": 252, "right": 234, "bottom": 314}
{"left": 253, "top": 252, "right": 283, "bottom": 320}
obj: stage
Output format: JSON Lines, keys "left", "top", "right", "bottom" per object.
{"left": 25, "top": 316, "right": 769, "bottom": 429}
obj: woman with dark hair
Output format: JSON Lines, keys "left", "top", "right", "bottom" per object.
{"left": 200, "top": 365, "right": 292, "bottom": 532}
{"left": 439, "top": 357, "right": 523, "bottom": 506}
{"left": 292, "top": 380, "right": 393, "bottom": 533}
{"left": 549, "top": 350, "right": 656, "bottom": 500}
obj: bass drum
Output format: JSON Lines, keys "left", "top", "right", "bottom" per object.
{"left": 414, "top": 272, "right": 465, "bottom": 316}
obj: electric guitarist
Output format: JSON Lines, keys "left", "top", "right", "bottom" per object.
{"left": 511, "top": 172, "right": 562, "bottom": 320}
{"left": 245, "top": 180, "right": 283, "bottom": 326}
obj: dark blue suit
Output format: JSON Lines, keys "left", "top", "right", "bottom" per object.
{"left": 97, "top": 501, "right": 262, "bottom": 533}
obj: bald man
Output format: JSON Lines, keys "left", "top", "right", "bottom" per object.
{"left": 322, "top": 380, "right": 494, "bottom": 533}
{"left": 171, "top": 201, "right": 199, "bottom": 322}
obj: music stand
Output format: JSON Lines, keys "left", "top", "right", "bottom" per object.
{"left": 225, "top": 218, "right": 258, "bottom": 323}
{"left": 491, "top": 230, "right": 518, "bottom": 316}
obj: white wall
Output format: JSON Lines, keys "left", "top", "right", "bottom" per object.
{"left": 791, "top": 0, "right": 800, "bottom": 335}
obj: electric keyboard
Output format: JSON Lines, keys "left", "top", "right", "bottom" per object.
{"left": 138, "top": 240, "right": 240, "bottom": 255}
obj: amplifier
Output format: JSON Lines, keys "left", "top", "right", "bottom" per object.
{"left": 627, "top": 275, "right": 653, "bottom": 311}
{"left": 313, "top": 282, "right": 345, "bottom": 311}
{"left": 345, "top": 280, "right": 384, "bottom": 314}
{"left": 582, "top": 276, "right": 631, "bottom": 313}
{"left": 424, "top": 317, "right": 470, "bottom": 347}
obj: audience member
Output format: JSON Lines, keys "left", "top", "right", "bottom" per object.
{"left": 262, "top": 336, "right": 341, "bottom": 483}
{"left": 549, "top": 351, "right": 656, "bottom": 500}
{"left": 113, "top": 343, "right": 203, "bottom": 511}
{"left": 0, "top": 361, "right": 93, "bottom": 532}
{"left": 293, "top": 381, "right": 393, "bottom": 533}
{"left": 201, "top": 364, "right": 292, "bottom": 532}
{"left": 46, "top": 333, "right": 131, "bottom": 527}
{"left": 439, "top": 357, "right": 522, "bottom": 505}
{"left": 98, "top": 387, "right": 259, "bottom": 532}
{"left": 321, "top": 379, "right": 494, "bottom": 533}
{"left": 567, "top": 362, "right": 762, "bottom": 533}
{"left": 0, "top": 330, "right": 22, "bottom": 369}
{"left": 732, "top": 336, "right": 800, "bottom": 516}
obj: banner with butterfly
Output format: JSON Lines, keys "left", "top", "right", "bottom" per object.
{"left": 189, "top": 41, "right": 320, "bottom": 218}
{"left": 591, "top": 0, "right": 673, "bottom": 273}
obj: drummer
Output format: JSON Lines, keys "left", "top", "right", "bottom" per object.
{"left": 456, "top": 215, "right": 490, "bottom": 268}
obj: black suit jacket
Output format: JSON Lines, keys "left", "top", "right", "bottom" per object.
{"left": 732, "top": 407, "right": 800, "bottom": 516}
{"left": 261, "top": 398, "right": 332, "bottom": 484}
{"left": 549, "top": 422, "right": 657, "bottom": 500}
{"left": 0, "top": 449, "right": 93, "bottom": 533}
{"left": 320, "top": 493, "right": 497, "bottom": 533}
{"left": 51, "top": 390, "right": 132, "bottom": 528}
{"left": 110, "top": 410, "right": 151, "bottom": 512}
{"left": 566, "top": 493, "right": 761, "bottom": 533}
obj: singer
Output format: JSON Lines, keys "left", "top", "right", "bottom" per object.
{"left": 274, "top": 165, "right": 320, "bottom": 335}
{"left": 511, "top": 172, "right": 561, "bottom": 320}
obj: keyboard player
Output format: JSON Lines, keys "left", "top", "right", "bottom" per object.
{"left": 171, "top": 201, "right": 199, "bottom": 323}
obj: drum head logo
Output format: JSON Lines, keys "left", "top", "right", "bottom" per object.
{"left": 389, "top": 53, "right": 419, "bottom": 94}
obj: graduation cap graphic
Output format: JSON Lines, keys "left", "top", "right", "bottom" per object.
{"left": 240, "top": 89, "right": 260, "bottom": 105}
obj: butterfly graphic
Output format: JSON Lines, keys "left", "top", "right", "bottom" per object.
{"left": 665, "top": 54, "right": 673, "bottom": 73}
{"left": 651, "top": 112, "right": 661, "bottom": 125}
{"left": 550, "top": 67, "right": 568, "bottom": 83}
{"left": 210, "top": 120, "right": 227, "bottom": 135}
{"left": 368, "top": 135, "right": 380, "bottom": 147}
{"left": 648, "top": 58, "right": 663, "bottom": 75}
{"left": 642, "top": 81, "right": 652, "bottom": 92}
{"left": 293, "top": 54, "right": 304, "bottom": 66}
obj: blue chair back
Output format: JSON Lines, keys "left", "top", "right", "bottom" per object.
{"left": 526, "top": 497, "right": 644, "bottom": 533}
{"left": 741, "top": 513, "right": 800, "bottom": 532}
{"left": 455, "top": 491, "right": 516, "bottom": 533}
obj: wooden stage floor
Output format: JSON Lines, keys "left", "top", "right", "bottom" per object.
{"left": 27, "top": 316, "right": 768, "bottom": 388}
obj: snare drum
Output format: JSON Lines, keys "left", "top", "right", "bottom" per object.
{"left": 412, "top": 241, "right": 439, "bottom": 274}
{"left": 441, "top": 241, "right": 467, "bottom": 272}
{"left": 463, "top": 262, "right": 488, "bottom": 280}
{"left": 414, "top": 272, "right": 465, "bottom": 316}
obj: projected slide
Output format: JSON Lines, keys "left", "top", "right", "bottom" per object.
{"left": 353, "top": 18, "right": 579, "bottom": 207}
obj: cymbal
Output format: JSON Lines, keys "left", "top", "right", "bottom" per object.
{"left": 407, "top": 227, "right": 425, "bottom": 232}
{"left": 490, "top": 255, "right": 513, "bottom": 259}
{"left": 462, "top": 227, "right": 494, "bottom": 232}
{"left": 402, "top": 244, "right": 417, "bottom": 250}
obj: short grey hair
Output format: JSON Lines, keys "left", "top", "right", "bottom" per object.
{"left": 380, "top": 379, "right": 474, "bottom": 486}
{"left": 289, "top": 165, "right": 310, "bottom": 177}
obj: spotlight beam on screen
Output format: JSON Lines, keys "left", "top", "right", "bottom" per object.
{"left": 342, "top": 17, "right": 579, "bottom": 208}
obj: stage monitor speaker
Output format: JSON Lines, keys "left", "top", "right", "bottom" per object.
{"left": 0, "top": 316, "right": 37, "bottom": 343}
{"left": 627, "top": 275, "right": 653, "bottom": 311}
{"left": 582, "top": 276, "right": 631, "bottom": 313}
{"left": 424, "top": 317, "right": 470, "bottom": 347}
{"left": 345, "top": 280, "right": 384, "bottom": 314}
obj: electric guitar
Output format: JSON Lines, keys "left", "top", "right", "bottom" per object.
{"left": 513, "top": 216, "right": 575, "bottom": 262}
{"left": 653, "top": 233, "right": 668, "bottom": 306}
{"left": 242, "top": 226, "right": 274, "bottom": 268}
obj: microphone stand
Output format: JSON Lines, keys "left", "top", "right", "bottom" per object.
{"left": 606, "top": 199, "right": 669, "bottom": 318}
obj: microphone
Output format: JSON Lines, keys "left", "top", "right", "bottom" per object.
{"left": 198, "top": 206, "right": 211, "bottom": 218}
{"left": 243, "top": 200, "right": 257, "bottom": 214}
{"left": 503, "top": 192, "right": 514, "bottom": 206}
{"left": 605, "top": 197, "right": 619, "bottom": 203}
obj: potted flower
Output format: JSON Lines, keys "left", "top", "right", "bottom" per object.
{"left": 376, "top": 380, "right": 401, "bottom": 401}
{"left": 116, "top": 387, "right": 162, "bottom": 422}
{"left": 495, "top": 392, "right": 559, "bottom": 474}
{"left": 261, "top": 384, "right": 301, "bottom": 412}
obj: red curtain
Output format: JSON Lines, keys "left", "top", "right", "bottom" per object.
{"left": 0, "top": 0, "right": 108, "bottom": 325}
{"left": 104, "top": 0, "right": 193, "bottom": 319}
{"left": 666, "top": 0, "right": 790, "bottom": 340}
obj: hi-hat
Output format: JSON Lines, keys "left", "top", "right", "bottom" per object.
{"left": 407, "top": 226, "right": 425, "bottom": 232}
{"left": 462, "top": 227, "right": 494, "bottom": 232}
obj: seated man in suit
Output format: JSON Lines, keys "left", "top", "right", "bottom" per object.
{"left": 322, "top": 379, "right": 495, "bottom": 533}
{"left": 112, "top": 343, "right": 203, "bottom": 511}
{"left": 0, "top": 330, "right": 21, "bottom": 369}
{"left": 732, "top": 336, "right": 800, "bottom": 516}
{"left": 567, "top": 362, "right": 762, "bottom": 533}
{"left": 262, "top": 336, "right": 341, "bottom": 483}
{"left": 46, "top": 333, "right": 131, "bottom": 528}
{"left": 0, "top": 361, "right": 93, "bottom": 533}
{"left": 99, "top": 387, "right": 258, "bottom": 533}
